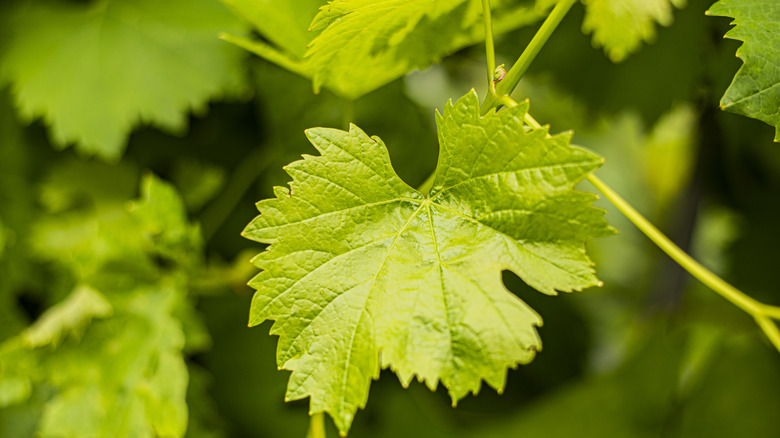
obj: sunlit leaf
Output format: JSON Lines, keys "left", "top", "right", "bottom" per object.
{"left": 243, "top": 90, "right": 612, "bottom": 433}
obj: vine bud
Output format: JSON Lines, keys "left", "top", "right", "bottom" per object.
{"left": 494, "top": 64, "right": 507, "bottom": 83}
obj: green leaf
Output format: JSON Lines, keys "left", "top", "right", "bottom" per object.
{"left": 21, "top": 285, "right": 112, "bottom": 348}
{"left": 707, "top": 0, "right": 780, "bottom": 141}
{"left": 225, "top": 0, "right": 543, "bottom": 99}
{"left": 0, "top": 0, "right": 247, "bottom": 161}
{"left": 37, "top": 285, "right": 189, "bottom": 438}
{"left": 242, "top": 90, "right": 612, "bottom": 434}
{"left": 581, "top": 0, "right": 686, "bottom": 62}
{"left": 306, "top": 0, "right": 542, "bottom": 98}
{"left": 0, "top": 171, "right": 206, "bottom": 437}
{"left": 219, "top": 0, "right": 324, "bottom": 58}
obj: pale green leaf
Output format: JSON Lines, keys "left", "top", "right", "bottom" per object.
{"left": 0, "top": 0, "right": 247, "bottom": 160}
{"left": 129, "top": 173, "right": 203, "bottom": 265}
{"left": 38, "top": 286, "right": 188, "bottom": 438}
{"left": 305, "top": 0, "right": 542, "bottom": 98}
{"left": 642, "top": 104, "right": 697, "bottom": 208}
{"left": 707, "top": 0, "right": 780, "bottom": 141}
{"left": 0, "top": 378, "right": 31, "bottom": 408}
{"left": 32, "top": 169, "right": 201, "bottom": 281}
{"left": 220, "top": 0, "right": 324, "bottom": 58}
{"left": 243, "top": 90, "right": 612, "bottom": 434}
{"left": 226, "top": 0, "right": 544, "bottom": 99}
{"left": 22, "top": 285, "right": 112, "bottom": 348}
{"left": 582, "top": 0, "right": 686, "bottom": 62}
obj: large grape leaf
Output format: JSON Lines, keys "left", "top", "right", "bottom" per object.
{"left": 581, "top": 0, "right": 685, "bottom": 62}
{"left": 707, "top": 0, "right": 780, "bottom": 141}
{"left": 0, "top": 0, "right": 247, "bottom": 161}
{"left": 224, "top": 0, "right": 543, "bottom": 100}
{"left": 242, "top": 90, "right": 613, "bottom": 434}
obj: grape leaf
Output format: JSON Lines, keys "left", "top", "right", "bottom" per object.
{"left": 581, "top": 0, "right": 685, "bottom": 62}
{"left": 224, "top": 0, "right": 543, "bottom": 99}
{"left": 242, "top": 90, "right": 612, "bottom": 434}
{"left": 0, "top": 0, "right": 247, "bottom": 161}
{"left": 707, "top": 0, "right": 780, "bottom": 141}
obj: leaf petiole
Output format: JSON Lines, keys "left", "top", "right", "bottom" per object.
{"left": 481, "top": 0, "right": 497, "bottom": 91}
{"left": 306, "top": 412, "right": 327, "bottom": 438}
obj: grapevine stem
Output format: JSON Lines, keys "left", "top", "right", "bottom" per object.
{"left": 522, "top": 110, "right": 780, "bottom": 352}
{"left": 585, "top": 173, "right": 780, "bottom": 352}
{"left": 481, "top": 0, "right": 577, "bottom": 114}
{"left": 306, "top": 413, "right": 326, "bottom": 438}
{"left": 764, "top": 305, "right": 780, "bottom": 319}
{"left": 481, "top": 0, "right": 497, "bottom": 89}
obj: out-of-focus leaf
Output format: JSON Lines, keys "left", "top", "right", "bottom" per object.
{"left": 21, "top": 285, "right": 112, "bottom": 348}
{"left": 707, "top": 0, "right": 780, "bottom": 141}
{"left": 225, "top": 0, "right": 543, "bottom": 99}
{"left": 582, "top": 0, "right": 686, "bottom": 62}
{"left": 220, "top": 0, "right": 324, "bottom": 58}
{"left": 0, "top": 0, "right": 248, "bottom": 160}
{"left": 129, "top": 174, "right": 203, "bottom": 266}
{"left": 0, "top": 171, "right": 209, "bottom": 437}
{"left": 37, "top": 286, "right": 188, "bottom": 438}
{"left": 642, "top": 104, "right": 697, "bottom": 209}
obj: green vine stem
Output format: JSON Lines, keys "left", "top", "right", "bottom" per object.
{"left": 481, "top": 0, "right": 497, "bottom": 88}
{"left": 479, "top": 0, "right": 780, "bottom": 352}
{"left": 306, "top": 413, "right": 327, "bottom": 438}
{"left": 585, "top": 172, "right": 780, "bottom": 352}
{"left": 480, "top": 0, "right": 577, "bottom": 114}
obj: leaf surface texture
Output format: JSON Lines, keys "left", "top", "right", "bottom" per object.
{"left": 243, "top": 90, "right": 612, "bottom": 434}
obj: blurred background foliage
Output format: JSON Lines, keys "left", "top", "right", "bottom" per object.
{"left": 0, "top": 0, "right": 779, "bottom": 437}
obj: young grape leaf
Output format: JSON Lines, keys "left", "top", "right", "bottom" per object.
{"left": 224, "top": 0, "right": 543, "bottom": 100}
{"left": 0, "top": 0, "right": 247, "bottom": 161}
{"left": 581, "top": 0, "right": 685, "bottom": 62}
{"left": 707, "top": 0, "right": 780, "bottom": 141}
{"left": 242, "top": 90, "right": 613, "bottom": 434}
